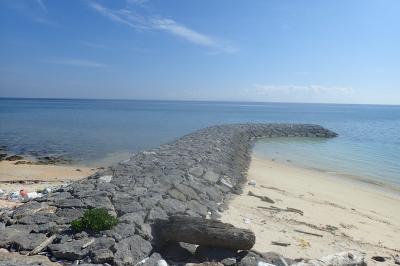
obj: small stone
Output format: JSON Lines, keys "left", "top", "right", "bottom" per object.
{"left": 221, "top": 258, "right": 237, "bottom": 265}
{"left": 112, "top": 235, "right": 152, "bottom": 266}
{"left": 203, "top": 171, "right": 219, "bottom": 184}
{"left": 91, "top": 248, "right": 114, "bottom": 264}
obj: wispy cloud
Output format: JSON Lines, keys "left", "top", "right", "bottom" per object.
{"left": 43, "top": 58, "right": 108, "bottom": 68}
{"left": 36, "top": 0, "right": 46, "bottom": 12}
{"left": 247, "top": 84, "right": 356, "bottom": 103}
{"left": 89, "top": 1, "right": 236, "bottom": 54}
{"left": 252, "top": 84, "right": 355, "bottom": 95}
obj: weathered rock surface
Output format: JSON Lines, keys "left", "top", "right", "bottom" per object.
{"left": 0, "top": 124, "right": 337, "bottom": 265}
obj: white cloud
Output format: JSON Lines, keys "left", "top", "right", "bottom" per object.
{"left": 43, "top": 58, "right": 108, "bottom": 68}
{"left": 89, "top": 1, "right": 236, "bottom": 54}
{"left": 247, "top": 84, "right": 356, "bottom": 103}
{"left": 252, "top": 84, "right": 355, "bottom": 95}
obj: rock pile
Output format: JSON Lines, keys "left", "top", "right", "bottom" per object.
{"left": 0, "top": 124, "right": 337, "bottom": 265}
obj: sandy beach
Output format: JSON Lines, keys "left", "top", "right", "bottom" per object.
{"left": 0, "top": 160, "right": 96, "bottom": 208}
{"left": 221, "top": 156, "right": 400, "bottom": 265}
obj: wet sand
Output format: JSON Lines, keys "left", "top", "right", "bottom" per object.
{"left": 221, "top": 157, "right": 400, "bottom": 265}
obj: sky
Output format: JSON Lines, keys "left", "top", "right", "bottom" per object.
{"left": 0, "top": 0, "right": 399, "bottom": 104}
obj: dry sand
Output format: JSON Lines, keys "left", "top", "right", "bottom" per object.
{"left": 221, "top": 156, "right": 400, "bottom": 265}
{"left": 0, "top": 160, "right": 95, "bottom": 208}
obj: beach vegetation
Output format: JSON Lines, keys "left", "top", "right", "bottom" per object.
{"left": 71, "top": 208, "right": 118, "bottom": 233}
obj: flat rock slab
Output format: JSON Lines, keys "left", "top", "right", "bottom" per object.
{"left": 0, "top": 124, "right": 337, "bottom": 265}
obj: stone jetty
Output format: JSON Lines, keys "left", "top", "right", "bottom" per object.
{"left": 0, "top": 124, "right": 337, "bottom": 265}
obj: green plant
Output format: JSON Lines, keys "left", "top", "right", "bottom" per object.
{"left": 71, "top": 208, "right": 118, "bottom": 233}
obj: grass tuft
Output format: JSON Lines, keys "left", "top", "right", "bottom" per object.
{"left": 71, "top": 208, "right": 118, "bottom": 233}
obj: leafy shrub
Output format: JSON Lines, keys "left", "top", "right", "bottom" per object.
{"left": 71, "top": 208, "right": 118, "bottom": 233}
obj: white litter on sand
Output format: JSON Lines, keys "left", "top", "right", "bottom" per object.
{"left": 248, "top": 180, "right": 257, "bottom": 186}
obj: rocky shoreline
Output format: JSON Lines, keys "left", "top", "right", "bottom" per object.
{"left": 0, "top": 124, "right": 337, "bottom": 266}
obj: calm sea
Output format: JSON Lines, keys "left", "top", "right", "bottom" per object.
{"left": 1, "top": 98, "right": 399, "bottom": 186}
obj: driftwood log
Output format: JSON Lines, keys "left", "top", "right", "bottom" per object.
{"left": 155, "top": 216, "right": 255, "bottom": 250}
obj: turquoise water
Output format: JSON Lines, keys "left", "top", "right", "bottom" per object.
{"left": 0, "top": 98, "right": 399, "bottom": 185}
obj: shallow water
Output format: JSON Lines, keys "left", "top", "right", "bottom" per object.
{"left": 0, "top": 98, "right": 399, "bottom": 185}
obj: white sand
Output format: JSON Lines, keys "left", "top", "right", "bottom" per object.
{"left": 221, "top": 157, "right": 400, "bottom": 265}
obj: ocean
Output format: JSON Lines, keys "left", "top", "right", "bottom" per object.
{"left": 1, "top": 98, "right": 399, "bottom": 186}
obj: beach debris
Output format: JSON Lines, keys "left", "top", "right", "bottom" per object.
{"left": 297, "top": 239, "right": 311, "bottom": 249}
{"left": 99, "top": 175, "right": 113, "bottom": 183}
{"left": 27, "top": 191, "right": 43, "bottom": 199}
{"left": 0, "top": 189, "right": 4, "bottom": 197}
{"left": 278, "top": 257, "right": 290, "bottom": 266}
{"left": 393, "top": 254, "right": 400, "bottom": 265}
{"left": 155, "top": 216, "right": 255, "bottom": 250}
{"left": 294, "top": 229, "right": 323, "bottom": 238}
{"left": 260, "top": 185, "right": 287, "bottom": 194}
{"left": 271, "top": 241, "right": 291, "bottom": 247}
{"left": 29, "top": 234, "right": 57, "bottom": 255}
{"left": 248, "top": 180, "right": 257, "bottom": 186}
{"left": 371, "top": 256, "right": 386, "bottom": 262}
{"left": 248, "top": 191, "right": 275, "bottom": 203}
{"left": 243, "top": 217, "right": 251, "bottom": 224}
{"left": 291, "top": 251, "right": 366, "bottom": 266}
{"left": 9, "top": 191, "right": 21, "bottom": 201}
{"left": 219, "top": 177, "right": 233, "bottom": 188}
{"left": 258, "top": 262, "right": 275, "bottom": 266}
{"left": 257, "top": 205, "right": 303, "bottom": 215}
{"left": 323, "top": 224, "right": 339, "bottom": 232}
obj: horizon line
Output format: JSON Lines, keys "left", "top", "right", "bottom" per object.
{"left": 0, "top": 96, "right": 399, "bottom": 107}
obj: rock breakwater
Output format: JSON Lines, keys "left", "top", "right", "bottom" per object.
{"left": 0, "top": 124, "right": 337, "bottom": 265}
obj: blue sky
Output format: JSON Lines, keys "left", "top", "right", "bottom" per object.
{"left": 0, "top": 0, "right": 399, "bottom": 104}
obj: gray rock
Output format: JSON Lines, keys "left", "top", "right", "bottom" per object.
{"left": 203, "top": 171, "right": 219, "bottom": 184}
{"left": 159, "top": 198, "right": 187, "bottom": 215}
{"left": 105, "top": 223, "right": 136, "bottom": 242}
{"left": 119, "top": 212, "right": 145, "bottom": 225}
{"left": 91, "top": 248, "right": 114, "bottom": 264}
{"left": 48, "top": 239, "right": 90, "bottom": 260}
{"left": 0, "top": 227, "right": 47, "bottom": 251}
{"left": 52, "top": 198, "right": 83, "bottom": 208}
{"left": 160, "top": 242, "right": 193, "bottom": 262}
{"left": 112, "top": 235, "right": 153, "bottom": 266}
{"left": 221, "top": 257, "right": 237, "bottom": 266}
{"left": 56, "top": 208, "right": 84, "bottom": 224}
{"left": 113, "top": 196, "right": 143, "bottom": 215}
{"left": 174, "top": 184, "right": 200, "bottom": 201}
{"left": 195, "top": 246, "right": 237, "bottom": 262}
{"left": 189, "top": 166, "right": 204, "bottom": 177}
{"left": 146, "top": 207, "right": 168, "bottom": 222}
{"left": 17, "top": 213, "right": 58, "bottom": 225}
{"left": 168, "top": 189, "right": 187, "bottom": 201}
{"left": 187, "top": 200, "right": 208, "bottom": 217}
